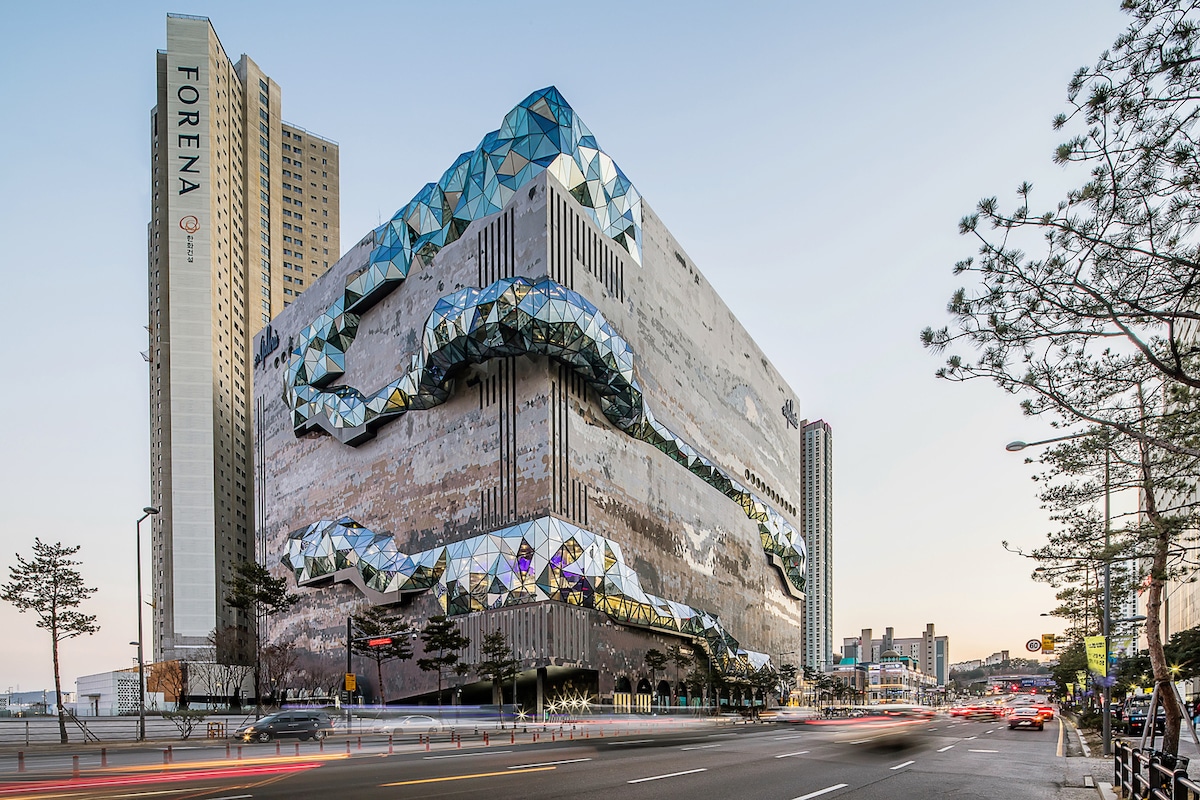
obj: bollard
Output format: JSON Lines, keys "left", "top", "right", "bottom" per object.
{"left": 167, "top": 745, "right": 173, "bottom": 764}
{"left": 163, "top": 750, "right": 170, "bottom": 766}
{"left": 225, "top": 742, "right": 230, "bottom": 759}
{"left": 483, "top": 732, "right": 489, "bottom": 746}
{"left": 237, "top": 746, "right": 243, "bottom": 760}
{"left": 72, "top": 755, "right": 80, "bottom": 779}
{"left": 100, "top": 748, "right": 107, "bottom": 767}
{"left": 569, "top": 729, "right": 573, "bottom": 740}
{"left": 276, "top": 741, "right": 281, "bottom": 756}
{"left": 457, "top": 735, "right": 461, "bottom": 749}
{"left": 511, "top": 730, "right": 515, "bottom": 744}
{"left": 425, "top": 738, "right": 430, "bottom": 752}
{"left": 551, "top": 732, "right": 556, "bottom": 742}
{"left": 319, "top": 738, "right": 324, "bottom": 752}
{"left": 17, "top": 751, "right": 24, "bottom": 773}
{"left": 357, "top": 735, "right": 362, "bottom": 751}
{"left": 346, "top": 740, "right": 351, "bottom": 755}
{"left": 295, "top": 742, "right": 300, "bottom": 756}
{"left": 388, "top": 734, "right": 393, "bottom": 755}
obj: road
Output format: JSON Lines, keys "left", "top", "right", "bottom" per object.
{"left": 0, "top": 715, "right": 1076, "bottom": 799}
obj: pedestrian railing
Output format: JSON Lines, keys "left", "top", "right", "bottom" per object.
{"left": 1114, "top": 739, "right": 1200, "bottom": 798}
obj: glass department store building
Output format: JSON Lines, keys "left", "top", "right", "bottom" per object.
{"left": 256, "top": 88, "right": 811, "bottom": 709}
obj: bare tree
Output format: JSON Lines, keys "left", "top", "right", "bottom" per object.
{"left": 261, "top": 641, "right": 300, "bottom": 708}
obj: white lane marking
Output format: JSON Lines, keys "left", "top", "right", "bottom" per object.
{"left": 774, "top": 734, "right": 805, "bottom": 740}
{"left": 628, "top": 768, "right": 708, "bottom": 784}
{"left": 937, "top": 745, "right": 955, "bottom": 752}
{"left": 424, "top": 750, "right": 513, "bottom": 759}
{"left": 208, "top": 797, "right": 253, "bottom": 800}
{"left": 890, "top": 760, "right": 915, "bottom": 770}
{"left": 927, "top": 727, "right": 938, "bottom": 731}
{"left": 681, "top": 744, "right": 721, "bottom": 750}
{"left": 775, "top": 750, "right": 810, "bottom": 758}
{"left": 707, "top": 733, "right": 740, "bottom": 737}
{"left": 508, "top": 757, "right": 592, "bottom": 769}
{"left": 608, "top": 739, "right": 654, "bottom": 745}
{"left": 964, "top": 735, "right": 977, "bottom": 740}
{"left": 792, "top": 785, "right": 848, "bottom": 800}
{"left": 968, "top": 749, "right": 999, "bottom": 753}
{"left": 985, "top": 729, "right": 995, "bottom": 734}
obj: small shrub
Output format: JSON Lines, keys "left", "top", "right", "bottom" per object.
{"left": 163, "top": 710, "right": 211, "bottom": 740}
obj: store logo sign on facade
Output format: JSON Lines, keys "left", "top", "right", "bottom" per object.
{"left": 781, "top": 398, "right": 799, "bottom": 429}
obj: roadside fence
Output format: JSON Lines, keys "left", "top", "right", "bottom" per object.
{"left": 1114, "top": 738, "right": 1200, "bottom": 798}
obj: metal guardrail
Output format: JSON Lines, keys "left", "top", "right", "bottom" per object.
{"left": 0, "top": 715, "right": 255, "bottom": 746}
{"left": 1114, "top": 739, "right": 1200, "bottom": 798}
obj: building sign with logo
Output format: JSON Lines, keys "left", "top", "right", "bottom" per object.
{"left": 165, "top": 21, "right": 216, "bottom": 640}
{"left": 781, "top": 398, "right": 799, "bottom": 429}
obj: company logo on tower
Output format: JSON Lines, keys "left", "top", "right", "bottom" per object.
{"left": 179, "top": 215, "right": 200, "bottom": 233}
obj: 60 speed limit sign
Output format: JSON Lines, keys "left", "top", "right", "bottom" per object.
{"left": 1026, "top": 639, "right": 1042, "bottom": 652}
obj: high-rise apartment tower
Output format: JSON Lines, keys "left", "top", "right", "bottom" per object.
{"left": 802, "top": 419, "right": 833, "bottom": 669}
{"left": 147, "top": 14, "right": 340, "bottom": 663}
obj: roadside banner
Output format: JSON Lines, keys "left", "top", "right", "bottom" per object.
{"left": 1111, "top": 635, "right": 1136, "bottom": 658}
{"left": 1085, "top": 635, "right": 1108, "bottom": 675}
{"left": 1067, "top": 682, "right": 1075, "bottom": 694}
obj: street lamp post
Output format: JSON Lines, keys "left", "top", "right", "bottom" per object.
{"left": 1008, "top": 432, "right": 1114, "bottom": 755}
{"left": 135, "top": 506, "right": 159, "bottom": 742}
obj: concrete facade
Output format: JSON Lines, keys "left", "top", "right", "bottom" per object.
{"left": 147, "top": 14, "right": 340, "bottom": 663}
{"left": 255, "top": 160, "right": 807, "bottom": 704}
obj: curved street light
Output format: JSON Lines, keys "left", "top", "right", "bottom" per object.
{"left": 1007, "top": 430, "right": 1113, "bottom": 754}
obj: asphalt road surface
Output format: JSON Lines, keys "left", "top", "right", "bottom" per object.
{"left": 0, "top": 715, "right": 1074, "bottom": 799}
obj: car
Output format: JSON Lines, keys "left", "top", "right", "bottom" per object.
{"left": 1121, "top": 700, "right": 1165, "bottom": 736}
{"left": 234, "top": 710, "right": 334, "bottom": 743}
{"left": 966, "top": 705, "right": 1005, "bottom": 721}
{"left": 375, "top": 714, "right": 449, "bottom": 734}
{"left": 1035, "top": 704, "right": 1056, "bottom": 720}
{"left": 1008, "top": 707, "right": 1046, "bottom": 731}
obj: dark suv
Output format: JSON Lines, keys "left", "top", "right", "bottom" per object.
{"left": 235, "top": 710, "right": 334, "bottom": 742}
{"left": 1121, "top": 700, "right": 1165, "bottom": 736}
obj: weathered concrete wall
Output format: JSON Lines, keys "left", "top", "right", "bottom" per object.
{"left": 255, "top": 171, "right": 804, "bottom": 697}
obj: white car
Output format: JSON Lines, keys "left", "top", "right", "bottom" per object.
{"left": 374, "top": 714, "right": 449, "bottom": 734}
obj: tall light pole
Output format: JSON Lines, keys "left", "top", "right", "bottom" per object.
{"left": 135, "top": 506, "right": 159, "bottom": 742}
{"left": 1008, "top": 432, "right": 1113, "bottom": 755}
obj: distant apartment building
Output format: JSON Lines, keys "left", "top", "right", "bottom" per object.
{"left": 802, "top": 420, "right": 833, "bottom": 670}
{"left": 147, "top": 14, "right": 340, "bottom": 663}
{"left": 841, "top": 624, "right": 950, "bottom": 686}
{"left": 983, "top": 650, "right": 1010, "bottom": 667}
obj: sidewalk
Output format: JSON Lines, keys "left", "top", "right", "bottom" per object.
{"left": 1068, "top": 720, "right": 1200, "bottom": 799}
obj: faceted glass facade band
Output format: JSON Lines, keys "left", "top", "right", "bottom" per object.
{"left": 285, "top": 275, "right": 805, "bottom": 595}
{"left": 346, "top": 85, "right": 640, "bottom": 325}
{"left": 283, "top": 516, "right": 771, "bottom": 677}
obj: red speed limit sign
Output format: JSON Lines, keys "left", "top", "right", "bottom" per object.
{"left": 1026, "top": 639, "right": 1042, "bottom": 652}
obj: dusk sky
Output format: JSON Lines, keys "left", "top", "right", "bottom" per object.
{"left": 0, "top": 1, "right": 1134, "bottom": 690}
